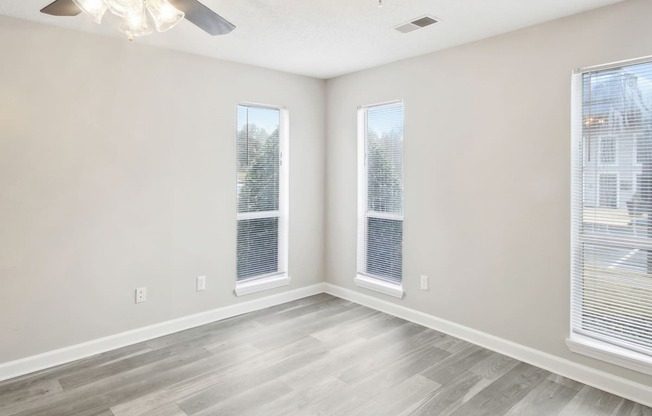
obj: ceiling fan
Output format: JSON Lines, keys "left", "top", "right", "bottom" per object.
{"left": 40, "top": 0, "right": 235, "bottom": 40}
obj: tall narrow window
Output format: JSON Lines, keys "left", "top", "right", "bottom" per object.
{"left": 236, "top": 104, "right": 288, "bottom": 293}
{"left": 356, "top": 101, "right": 404, "bottom": 297}
{"left": 570, "top": 58, "right": 652, "bottom": 372}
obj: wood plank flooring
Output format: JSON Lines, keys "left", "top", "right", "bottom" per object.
{"left": 1, "top": 294, "right": 651, "bottom": 416}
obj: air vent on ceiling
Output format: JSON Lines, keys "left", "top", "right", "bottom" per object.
{"left": 394, "top": 15, "right": 438, "bottom": 33}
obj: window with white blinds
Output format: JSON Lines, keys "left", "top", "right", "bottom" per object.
{"left": 357, "top": 101, "right": 404, "bottom": 285}
{"left": 236, "top": 104, "right": 287, "bottom": 282}
{"left": 571, "top": 58, "right": 652, "bottom": 362}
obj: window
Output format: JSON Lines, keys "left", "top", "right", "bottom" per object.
{"left": 599, "top": 136, "right": 617, "bottom": 165}
{"left": 598, "top": 173, "right": 618, "bottom": 208}
{"left": 356, "top": 101, "right": 404, "bottom": 298}
{"left": 235, "top": 104, "right": 288, "bottom": 295}
{"left": 570, "top": 57, "right": 652, "bottom": 374}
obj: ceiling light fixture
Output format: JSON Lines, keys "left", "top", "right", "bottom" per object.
{"left": 72, "top": 0, "right": 184, "bottom": 41}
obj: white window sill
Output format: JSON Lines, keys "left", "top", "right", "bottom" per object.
{"left": 235, "top": 274, "right": 290, "bottom": 297}
{"left": 566, "top": 334, "right": 652, "bottom": 376}
{"left": 354, "top": 274, "right": 404, "bottom": 299}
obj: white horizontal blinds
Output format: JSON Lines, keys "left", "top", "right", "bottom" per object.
{"left": 358, "top": 102, "right": 404, "bottom": 283}
{"left": 572, "top": 59, "right": 652, "bottom": 355}
{"left": 236, "top": 105, "right": 282, "bottom": 281}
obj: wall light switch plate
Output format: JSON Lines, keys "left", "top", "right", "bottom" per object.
{"left": 196, "top": 276, "right": 206, "bottom": 291}
{"left": 135, "top": 287, "right": 147, "bottom": 303}
{"left": 420, "top": 275, "right": 429, "bottom": 291}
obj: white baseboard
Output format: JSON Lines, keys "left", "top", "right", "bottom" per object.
{"left": 3, "top": 280, "right": 651, "bottom": 408}
{"left": 0, "top": 283, "right": 326, "bottom": 382}
{"left": 324, "top": 283, "right": 652, "bottom": 408}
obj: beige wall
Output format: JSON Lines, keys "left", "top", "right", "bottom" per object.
{"left": 325, "top": 0, "right": 652, "bottom": 387}
{"left": 0, "top": 16, "right": 326, "bottom": 362}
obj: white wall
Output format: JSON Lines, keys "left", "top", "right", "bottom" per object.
{"left": 0, "top": 16, "right": 326, "bottom": 363}
{"left": 325, "top": 0, "right": 652, "bottom": 388}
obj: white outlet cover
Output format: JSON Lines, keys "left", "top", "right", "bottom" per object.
{"left": 420, "top": 275, "right": 429, "bottom": 291}
{"left": 135, "top": 287, "right": 147, "bottom": 303}
{"left": 196, "top": 276, "right": 206, "bottom": 291}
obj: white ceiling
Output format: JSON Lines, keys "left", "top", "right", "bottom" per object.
{"left": 0, "top": 0, "right": 623, "bottom": 79}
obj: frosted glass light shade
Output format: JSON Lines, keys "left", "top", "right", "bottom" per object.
{"left": 119, "top": 5, "right": 153, "bottom": 38}
{"left": 72, "top": 0, "right": 107, "bottom": 24}
{"left": 145, "top": 0, "right": 184, "bottom": 32}
{"left": 106, "top": 0, "right": 142, "bottom": 18}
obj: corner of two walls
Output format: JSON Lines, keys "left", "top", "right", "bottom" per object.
{"left": 323, "top": 0, "right": 652, "bottom": 397}
{"left": 2, "top": 0, "right": 652, "bottom": 401}
{"left": 0, "top": 15, "right": 328, "bottom": 365}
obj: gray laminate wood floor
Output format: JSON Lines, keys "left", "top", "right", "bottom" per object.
{"left": 1, "top": 294, "right": 651, "bottom": 416}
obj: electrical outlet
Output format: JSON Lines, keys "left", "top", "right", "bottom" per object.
{"left": 420, "top": 275, "right": 429, "bottom": 291}
{"left": 135, "top": 287, "right": 147, "bottom": 303}
{"left": 196, "top": 275, "right": 206, "bottom": 291}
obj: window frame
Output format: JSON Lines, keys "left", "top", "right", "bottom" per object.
{"left": 568, "top": 56, "right": 652, "bottom": 375}
{"left": 355, "top": 100, "right": 404, "bottom": 299}
{"left": 235, "top": 102, "right": 290, "bottom": 296}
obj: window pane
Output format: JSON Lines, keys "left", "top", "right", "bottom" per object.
{"left": 366, "top": 217, "right": 403, "bottom": 283}
{"left": 580, "top": 242, "right": 652, "bottom": 351}
{"left": 367, "top": 104, "right": 404, "bottom": 214}
{"left": 600, "top": 137, "right": 616, "bottom": 164}
{"left": 237, "top": 106, "right": 280, "bottom": 213}
{"left": 237, "top": 217, "right": 279, "bottom": 280}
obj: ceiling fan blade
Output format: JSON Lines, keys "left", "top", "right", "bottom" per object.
{"left": 168, "top": 0, "right": 235, "bottom": 36}
{"left": 40, "top": 0, "right": 82, "bottom": 16}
